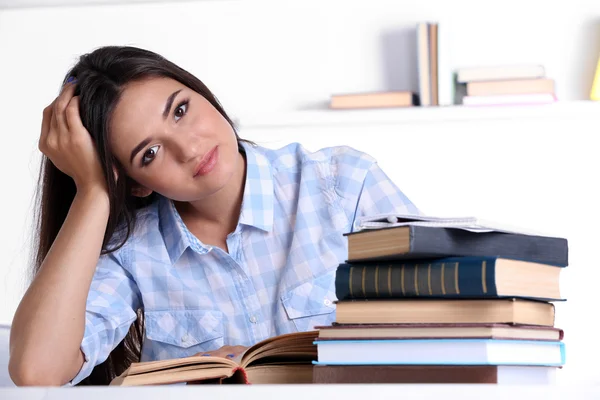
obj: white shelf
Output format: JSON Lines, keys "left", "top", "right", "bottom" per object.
{"left": 0, "top": 0, "right": 199, "bottom": 8}
{"left": 237, "top": 101, "right": 600, "bottom": 130}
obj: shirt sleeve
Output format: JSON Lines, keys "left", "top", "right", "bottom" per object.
{"left": 67, "top": 251, "right": 141, "bottom": 386}
{"left": 351, "top": 161, "right": 422, "bottom": 232}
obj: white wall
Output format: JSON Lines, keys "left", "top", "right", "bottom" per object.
{"left": 0, "top": 0, "right": 599, "bottom": 385}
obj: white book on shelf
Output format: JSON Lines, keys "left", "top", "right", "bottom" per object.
{"left": 456, "top": 65, "right": 546, "bottom": 83}
{"left": 462, "top": 93, "right": 556, "bottom": 106}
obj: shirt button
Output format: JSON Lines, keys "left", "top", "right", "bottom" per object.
{"left": 324, "top": 298, "right": 332, "bottom": 306}
{"left": 249, "top": 316, "right": 258, "bottom": 324}
{"left": 181, "top": 334, "right": 189, "bottom": 343}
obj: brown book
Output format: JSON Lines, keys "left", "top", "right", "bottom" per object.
{"left": 110, "top": 331, "right": 317, "bottom": 386}
{"left": 313, "top": 365, "right": 557, "bottom": 384}
{"left": 466, "top": 78, "right": 555, "bottom": 96}
{"left": 329, "top": 91, "right": 419, "bottom": 109}
{"left": 334, "top": 298, "right": 555, "bottom": 326}
{"left": 316, "top": 323, "right": 563, "bottom": 341}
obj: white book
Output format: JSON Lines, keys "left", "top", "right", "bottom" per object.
{"left": 456, "top": 64, "right": 546, "bottom": 83}
{"left": 462, "top": 93, "right": 556, "bottom": 106}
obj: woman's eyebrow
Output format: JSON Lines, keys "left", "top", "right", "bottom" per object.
{"left": 130, "top": 137, "right": 152, "bottom": 165}
{"left": 162, "top": 89, "right": 182, "bottom": 119}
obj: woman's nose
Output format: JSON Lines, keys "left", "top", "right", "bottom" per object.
{"left": 172, "top": 134, "right": 201, "bottom": 163}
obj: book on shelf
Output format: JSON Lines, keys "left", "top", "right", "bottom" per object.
{"left": 455, "top": 65, "right": 546, "bottom": 83}
{"left": 462, "top": 93, "right": 556, "bottom": 106}
{"left": 329, "top": 91, "right": 419, "bottom": 109}
{"left": 345, "top": 214, "right": 569, "bottom": 267}
{"left": 417, "top": 21, "right": 439, "bottom": 106}
{"left": 316, "top": 323, "right": 564, "bottom": 341}
{"left": 334, "top": 298, "right": 555, "bottom": 326}
{"left": 312, "top": 364, "right": 557, "bottom": 384}
{"left": 110, "top": 331, "right": 317, "bottom": 386}
{"left": 466, "top": 78, "right": 555, "bottom": 96}
{"left": 453, "top": 64, "right": 557, "bottom": 106}
{"left": 335, "top": 256, "right": 563, "bottom": 301}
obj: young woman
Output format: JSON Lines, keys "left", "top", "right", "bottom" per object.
{"left": 8, "top": 46, "right": 420, "bottom": 386}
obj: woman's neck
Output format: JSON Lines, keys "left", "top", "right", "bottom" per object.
{"left": 174, "top": 151, "right": 247, "bottom": 237}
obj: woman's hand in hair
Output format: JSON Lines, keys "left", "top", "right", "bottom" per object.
{"left": 39, "top": 81, "right": 107, "bottom": 194}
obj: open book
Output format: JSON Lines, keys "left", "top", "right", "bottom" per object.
{"left": 356, "top": 213, "right": 550, "bottom": 236}
{"left": 110, "top": 331, "right": 318, "bottom": 386}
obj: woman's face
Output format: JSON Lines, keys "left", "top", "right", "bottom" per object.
{"left": 109, "top": 77, "right": 241, "bottom": 202}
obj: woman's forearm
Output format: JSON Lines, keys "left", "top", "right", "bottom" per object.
{"left": 9, "top": 186, "right": 110, "bottom": 386}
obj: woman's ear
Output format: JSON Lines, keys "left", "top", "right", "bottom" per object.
{"left": 131, "top": 185, "right": 153, "bottom": 198}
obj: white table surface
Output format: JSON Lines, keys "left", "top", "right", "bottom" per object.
{"left": 2, "top": 384, "right": 600, "bottom": 400}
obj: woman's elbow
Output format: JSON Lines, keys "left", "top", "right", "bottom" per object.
{"left": 9, "top": 356, "right": 69, "bottom": 386}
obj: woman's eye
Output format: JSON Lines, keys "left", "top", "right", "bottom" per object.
{"left": 174, "top": 102, "right": 188, "bottom": 121}
{"left": 142, "top": 145, "right": 160, "bottom": 166}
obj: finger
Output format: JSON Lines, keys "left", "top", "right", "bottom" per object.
{"left": 204, "top": 349, "right": 229, "bottom": 358}
{"left": 193, "top": 345, "right": 248, "bottom": 359}
{"left": 65, "top": 96, "right": 85, "bottom": 132}
{"left": 50, "top": 82, "right": 72, "bottom": 130}
{"left": 39, "top": 101, "right": 55, "bottom": 146}
{"left": 53, "top": 83, "right": 77, "bottom": 133}
{"left": 212, "top": 346, "right": 247, "bottom": 359}
{"left": 229, "top": 345, "right": 247, "bottom": 355}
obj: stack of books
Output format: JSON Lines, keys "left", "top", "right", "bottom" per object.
{"left": 313, "top": 214, "right": 568, "bottom": 384}
{"left": 455, "top": 65, "right": 557, "bottom": 106}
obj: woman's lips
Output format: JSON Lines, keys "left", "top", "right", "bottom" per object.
{"left": 193, "top": 146, "right": 218, "bottom": 177}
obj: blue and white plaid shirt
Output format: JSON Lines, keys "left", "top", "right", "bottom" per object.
{"left": 72, "top": 141, "right": 419, "bottom": 384}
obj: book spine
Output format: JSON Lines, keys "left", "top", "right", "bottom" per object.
{"left": 408, "top": 226, "right": 568, "bottom": 267}
{"left": 335, "top": 258, "right": 498, "bottom": 300}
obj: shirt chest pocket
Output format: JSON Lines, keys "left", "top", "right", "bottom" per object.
{"left": 144, "top": 309, "right": 225, "bottom": 360}
{"left": 281, "top": 270, "right": 337, "bottom": 332}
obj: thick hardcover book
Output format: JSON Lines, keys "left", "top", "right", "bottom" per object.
{"left": 312, "top": 365, "right": 557, "bottom": 384}
{"left": 110, "top": 331, "right": 317, "bottom": 386}
{"left": 313, "top": 338, "right": 565, "bottom": 366}
{"left": 335, "top": 256, "right": 562, "bottom": 301}
{"left": 345, "top": 225, "right": 568, "bottom": 267}
{"left": 334, "top": 298, "right": 555, "bottom": 326}
{"left": 315, "top": 323, "right": 564, "bottom": 341}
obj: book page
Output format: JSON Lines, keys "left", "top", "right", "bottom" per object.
{"left": 241, "top": 330, "right": 318, "bottom": 368}
{"left": 356, "top": 214, "right": 549, "bottom": 236}
{"left": 126, "top": 356, "right": 238, "bottom": 375}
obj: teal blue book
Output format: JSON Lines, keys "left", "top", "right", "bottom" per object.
{"left": 313, "top": 339, "right": 565, "bottom": 367}
{"left": 335, "top": 256, "right": 563, "bottom": 301}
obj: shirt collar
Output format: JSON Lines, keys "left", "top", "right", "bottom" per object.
{"left": 159, "top": 195, "right": 203, "bottom": 264}
{"left": 159, "top": 141, "right": 274, "bottom": 264}
{"left": 238, "top": 141, "right": 275, "bottom": 233}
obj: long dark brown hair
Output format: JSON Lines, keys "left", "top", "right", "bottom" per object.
{"left": 31, "top": 45, "right": 248, "bottom": 385}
